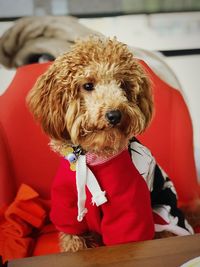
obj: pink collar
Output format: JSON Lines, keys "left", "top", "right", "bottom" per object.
{"left": 86, "top": 147, "right": 127, "bottom": 166}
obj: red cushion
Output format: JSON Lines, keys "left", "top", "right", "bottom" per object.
{"left": 0, "top": 63, "right": 59, "bottom": 205}
{"left": 32, "top": 224, "right": 59, "bottom": 256}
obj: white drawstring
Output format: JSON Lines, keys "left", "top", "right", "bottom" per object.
{"left": 87, "top": 167, "right": 107, "bottom": 206}
{"left": 76, "top": 155, "right": 107, "bottom": 222}
{"left": 76, "top": 155, "right": 88, "bottom": 222}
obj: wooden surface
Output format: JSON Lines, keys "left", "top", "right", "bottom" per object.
{"left": 8, "top": 234, "right": 200, "bottom": 267}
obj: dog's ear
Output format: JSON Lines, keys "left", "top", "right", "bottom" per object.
{"left": 27, "top": 63, "right": 70, "bottom": 141}
{"left": 135, "top": 66, "right": 154, "bottom": 132}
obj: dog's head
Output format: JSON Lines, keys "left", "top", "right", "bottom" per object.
{"left": 27, "top": 37, "right": 153, "bottom": 155}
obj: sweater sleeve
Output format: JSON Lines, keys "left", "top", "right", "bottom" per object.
{"left": 50, "top": 158, "right": 88, "bottom": 235}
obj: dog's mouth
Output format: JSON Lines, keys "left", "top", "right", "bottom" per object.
{"left": 80, "top": 124, "right": 114, "bottom": 136}
{"left": 77, "top": 114, "right": 133, "bottom": 156}
{"left": 79, "top": 128, "right": 129, "bottom": 156}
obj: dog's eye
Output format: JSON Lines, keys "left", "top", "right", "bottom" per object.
{"left": 83, "top": 83, "right": 94, "bottom": 91}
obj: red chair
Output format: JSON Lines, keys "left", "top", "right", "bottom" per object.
{"left": 0, "top": 61, "right": 199, "bottom": 259}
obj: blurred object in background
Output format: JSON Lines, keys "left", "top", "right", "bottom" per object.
{"left": 129, "top": 47, "right": 181, "bottom": 89}
{"left": 80, "top": 13, "right": 200, "bottom": 51}
{"left": 0, "top": 64, "right": 15, "bottom": 95}
{"left": 0, "top": 0, "right": 34, "bottom": 18}
{"left": 0, "top": 0, "right": 200, "bottom": 18}
{"left": 67, "top": 0, "right": 200, "bottom": 16}
{"left": 0, "top": 16, "right": 98, "bottom": 68}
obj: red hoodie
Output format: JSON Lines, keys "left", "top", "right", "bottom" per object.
{"left": 50, "top": 149, "right": 155, "bottom": 246}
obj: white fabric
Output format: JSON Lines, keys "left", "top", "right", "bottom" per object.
{"left": 130, "top": 141, "right": 156, "bottom": 191}
{"left": 130, "top": 141, "right": 178, "bottom": 196}
{"left": 76, "top": 155, "right": 88, "bottom": 222}
{"left": 153, "top": 205, "right": 194, "bottom": 235}
{"left": 76, "top": 155, "right": 107, "bottom": 221}
{"left": 87, "top": 167, "right": 107, "bottom": 206}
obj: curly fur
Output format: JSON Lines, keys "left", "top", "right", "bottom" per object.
{"left": 27, "top": 36, "right": 153, "bottom": 156}
{"left": 27, "top": 36, "right": 154, "bottom": 251}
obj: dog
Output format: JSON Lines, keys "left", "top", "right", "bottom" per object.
{"left": 27, "top": 36, "right": 193, "bottom": 252}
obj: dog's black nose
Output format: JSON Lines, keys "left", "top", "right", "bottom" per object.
{"left": 106, "top": 110, "right": 122, "bottom": 125}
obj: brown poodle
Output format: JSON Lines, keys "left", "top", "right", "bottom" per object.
{"left": 27, "top": 37, "right": 192, "bottom": 252}
{"left": 28, "top": 37, "right": 153, "bottom": 154}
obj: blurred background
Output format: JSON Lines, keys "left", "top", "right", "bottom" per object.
{"left": 0, "top": 0, "right": 199, "bottom": 177}
{"left": 0, "top": 0, "right": 200, "bottom": 17}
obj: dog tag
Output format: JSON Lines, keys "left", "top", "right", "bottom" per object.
{"left": 61, "top": 147, "right": 77, "bottom": 171}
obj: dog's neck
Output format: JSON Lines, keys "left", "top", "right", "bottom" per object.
{"left": 49, "top": 139, "right": 128, "bottom": 164}
{"left": 86, "top": 147, "right": 127, "bottom": 166}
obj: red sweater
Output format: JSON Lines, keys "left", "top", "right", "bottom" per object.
{"left": 50, "top": 150, "right": 155, "bottom": 246}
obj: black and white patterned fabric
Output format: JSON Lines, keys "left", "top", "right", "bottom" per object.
{"left": 129, "top": 138, "right": 194, "bottom": 235}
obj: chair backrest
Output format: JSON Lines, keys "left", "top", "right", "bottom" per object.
{"left": 0, "top": 61, "right": 199, "bottom": 207}
{"left": 0, "top": 63, "right": 59, "bottom": 205}
{"left": 139, "top": 62, "right": 200, "bottom": 207}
